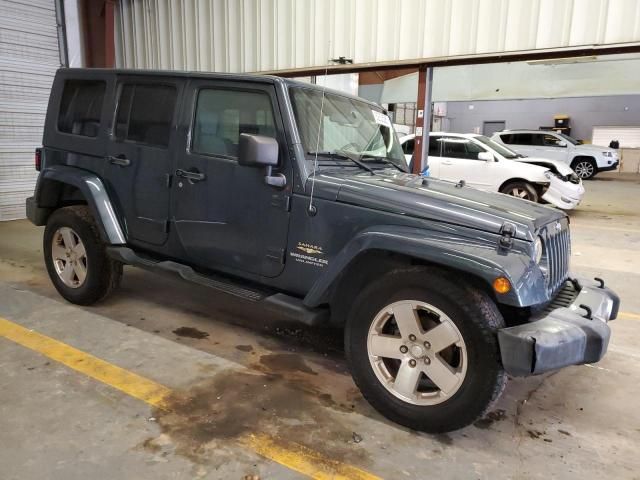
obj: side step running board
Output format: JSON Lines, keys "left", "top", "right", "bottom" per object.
{"left": 106, "top": 247, "right": 329, "bottom": 327}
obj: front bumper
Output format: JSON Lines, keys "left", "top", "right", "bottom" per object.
{"left": 541, "top": 176, "right": 585, "bottom": 210}
{"left": 597, "top": 160, "right": 619, "bottom": 172}
{"left": 498, "top": 278, "right": 619, "bottom": 377}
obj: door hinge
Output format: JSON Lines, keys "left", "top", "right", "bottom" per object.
{"left": 165, "top": 173, "right": 172, "bottom": 188}
{"left": 163, "top": 220, "right": 170, "bottom": 233}
{"left": 270, "top": 194, "right": 291, "bottom": 212}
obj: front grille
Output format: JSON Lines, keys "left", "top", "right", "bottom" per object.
{"left": 541, "top": 280, "right": 578, "bottom": 315}
{"left": 541, "top": 219, "right": 571, "bottom": 295}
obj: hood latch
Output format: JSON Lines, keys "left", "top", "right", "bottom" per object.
{"left": 499, "top": 222, "right": 517, "bottom": 249}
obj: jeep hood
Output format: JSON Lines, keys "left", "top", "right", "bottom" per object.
{"left": 309, "top": 169, "right": 565, "bottom": 241}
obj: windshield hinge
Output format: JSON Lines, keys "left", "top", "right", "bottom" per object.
{"left": 499, "top": 222, "right": 517, "bottom": 250}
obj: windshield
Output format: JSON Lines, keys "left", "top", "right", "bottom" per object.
{"left": 557, "top": 132, "right": 579, "bottom": 145}
{"left": 474, "top": 135, "right": 520, "bottom": 159}
{"left": 290, "top": 87, "right": 407, "bottom": 171}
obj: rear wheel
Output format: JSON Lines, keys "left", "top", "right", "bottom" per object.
{"left": 345, "top": 267, "right": 506, "bottom": 432}
{"left": 44, "top": 206, "right": 122, "bottom": 305}
{"left": 572, "top": 158, "right": 597, "bottom": 179}
{"left": 500, "top": 181, "right": 539, "bottom": 203}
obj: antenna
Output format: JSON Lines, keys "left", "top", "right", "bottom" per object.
{"left": 307, "top": 42, "right": 332, "bottom": 217}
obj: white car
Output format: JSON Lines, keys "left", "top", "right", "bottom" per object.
{"left": 400, "top": 133, "right": 585, "bottom": 210}
{"left": 491, "top": 129, "right": 619, "bottom": 179}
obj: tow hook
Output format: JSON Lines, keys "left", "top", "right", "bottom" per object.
{"left": 499, "top": 222, "right": 516, "bottom": 249}
{"left": 579, "top": 304, "right": 593, "bottom": 320}
{"left": 594, "top": 277, "right": 605, "bottom": 288}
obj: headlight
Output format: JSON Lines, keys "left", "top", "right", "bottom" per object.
{"left": 602, "top": 151, "right": 613, "bottom": 157}
{"left": 534, "top": 237, "right": 543, "bottom": 264}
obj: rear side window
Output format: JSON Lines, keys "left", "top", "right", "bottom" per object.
{"left": 429, "top": 136, "right": 442, "bottom": 156}
{"left": 500, "top": 133, "right": 540, "bottom": 146}
{"left": 57, "top": 80, "right": 106, "bottom": 137}
{"left": 192, "top": 88, "right": 276, "bottom": 158}
{"left": 402, "top": 139, "right": 414, "bottom": 155}
{"left": 115, "top": 84, "right": 177, "bottom": 147}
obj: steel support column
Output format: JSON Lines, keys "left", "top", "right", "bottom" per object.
{"left": 413, "top": 66, "right": 433, "bottom": 174}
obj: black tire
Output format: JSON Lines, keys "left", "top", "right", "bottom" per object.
{"left": 44, "top": 206, "right": 122, "bottom": 305}
{"left": 345, "top": 267, "right": 506, "bottom": 433}
{"left": 571, "top": 157, "right": 597, "bottom": 179}
{"left": 500, "top": 180, "right": 539, "bottom": 203}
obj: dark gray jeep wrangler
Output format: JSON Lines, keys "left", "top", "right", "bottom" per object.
{"left": 27, "top": 68, "right": 619, "bottom": 432}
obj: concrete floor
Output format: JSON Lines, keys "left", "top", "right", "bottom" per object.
{"left": 1, "top": 172, "right": 639, "bottom": 479}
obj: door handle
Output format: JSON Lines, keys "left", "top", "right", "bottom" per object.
{"left": 108, "top": 155, "right": 131, "bottom": 167}
{"left": 175, "top": 168, "right": 206, "bottom": 182}
{"left": 442, "top": 160, "right": 453, "bottom": 165}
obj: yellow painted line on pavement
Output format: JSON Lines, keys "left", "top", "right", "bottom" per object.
{"left": 0, "top": 316, "right": 381, "bottom": 480}
{"left": 619, "top": 311, "right": 640, "bottom": 320}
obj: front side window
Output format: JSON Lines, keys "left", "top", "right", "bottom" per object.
{"left": 290, "top": 87, "right": 406, "bottom": 171}
{"left": 115, "top": 84, "right": 177, "bottom": 147}
{"left": 57, "top": 80, "right": 106, "bottom": 137}
{"left": 192, "top": 88, "right": 276, "bottom": 158}
{"left": 441, "top": 137, "right": 486, "bottom": 160}
{"left": 543, "top": 134, "right": 564, "bottom": 147}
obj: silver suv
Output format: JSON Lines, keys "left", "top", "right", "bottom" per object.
{"left": 491, "top": 129, "right": 619, "bottom": 179}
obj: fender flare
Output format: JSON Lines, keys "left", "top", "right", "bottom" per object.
{"left": 35, "top": 165, "right": 126, "bottom": 244}
{"left": 303, "top": 225, "right": 547, "bottom": 309}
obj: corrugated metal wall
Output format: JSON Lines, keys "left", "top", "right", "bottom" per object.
{"left": 115, "top": 0, "right": 640, "bottom": 73}
{"left": 0, "top": 0, "right": 60, "bottom": 221}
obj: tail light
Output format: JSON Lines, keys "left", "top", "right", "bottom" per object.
{"left": 35, "top": 148, "right": 42, "bottom": 171}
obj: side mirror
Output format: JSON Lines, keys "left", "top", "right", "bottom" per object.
{"left": 477, "top": 151, "right": 494, "bottom": 162}
{"left": 557, "top": 141, "right": 567, "bottom": 148}
{"left": 238, "top": 134, "right": 286, "bottom": 188}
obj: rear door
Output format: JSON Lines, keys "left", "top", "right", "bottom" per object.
{"left": 104, "top": 77, "right": 181, "bottom": 247}
{"left": 171, "top": 79, "right": 291, "bottom": 277}
{"left": 437, "top": 137, "right": 490, "bottom": 188}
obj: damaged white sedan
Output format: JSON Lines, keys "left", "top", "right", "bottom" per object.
{"left": 400, "top": 132, "right": 585, "bottom": 210}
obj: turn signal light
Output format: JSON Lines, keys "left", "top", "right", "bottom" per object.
{"left": 493, "top": 277, "right": 511, "bottom": 294}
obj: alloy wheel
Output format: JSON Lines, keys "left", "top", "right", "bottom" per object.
{"left": 574, "top": 161, "right": 595, "bottom": 179}
{"left": 367, "top": 300, "right": 467, "bottom": 405}
{"left": 52, "top": 227, "right": 88, "bottom": 288}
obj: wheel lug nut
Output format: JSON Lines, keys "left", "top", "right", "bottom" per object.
{"left": 409, "top": 359, "right": 416, "bottom": 367}
{"left": 409, "top": 334, "right": 416, "bottom": 341}
{"left": 400, "top": 345, "right": 408, "bottom": 354}
{"left": 424, "top": 357, "right": 431, "bottom": 365}
{"left": 424, "top": 341, "right": 431, "bottom": 349}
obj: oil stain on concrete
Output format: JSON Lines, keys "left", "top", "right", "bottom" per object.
{"left": 144, "top": 368, "right": 372, "bottom": 469}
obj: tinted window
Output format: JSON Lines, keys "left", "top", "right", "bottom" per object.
{"left": 115, "top": 84, "right": 177, "bottom": 147}
{"left": 402, "top": 139, "right": 415, "bottom": 155}
{"left": 429, "top": 136, "right": 442, "bottom": 156}
{"left": 441, "top": 137, "right": 486, "bottom": 160}
{"left": 500, "top": 133, "right": 539, "bottom": 145}
{"left": 57, "top": 80, "right": 106, "bottom": 137}
{"left": 192, "top": 89, "right": 276, "bottom": 158}
{"left": 543, "top": 134, "right": 563, "bottom": 147}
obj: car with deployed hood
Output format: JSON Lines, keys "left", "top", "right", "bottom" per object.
{"left": 400, "top": 132, "right": 585, "bottom": 210}
{"left": 26, "top": 69, "right": 618, "bottom": 433}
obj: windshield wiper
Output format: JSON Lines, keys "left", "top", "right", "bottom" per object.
{"left": 360, "top": 155, "right": 406, "bottom": 172}
{"left": 307, "top": 150, "right": 376, "bottom": 174}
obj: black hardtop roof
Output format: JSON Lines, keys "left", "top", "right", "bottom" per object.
{"left": 57, "top": 68, "right": 381, "bottom": 108}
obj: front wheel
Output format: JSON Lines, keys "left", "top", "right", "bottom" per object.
{"left": 500, "top": 181, "right": 539, "bottom": 203}
{"left": 345, "top": 267, "right": 506, "bottom": 432}
{"left": 572, "top": 158, "right": 597, "bottom": 179}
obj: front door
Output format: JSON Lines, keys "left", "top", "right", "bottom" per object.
{"left": 171, "top": 80, "right": 291, "bottom": 278}
{"left": 104, "top": 78, "right": 181, "bottom": 246}
{"left": 437, "top": 137, "right": 491, "bottom": 188}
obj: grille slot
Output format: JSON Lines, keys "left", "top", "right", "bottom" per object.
{"left": 542, "top": 220, "right": 571, "bottom": 295}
